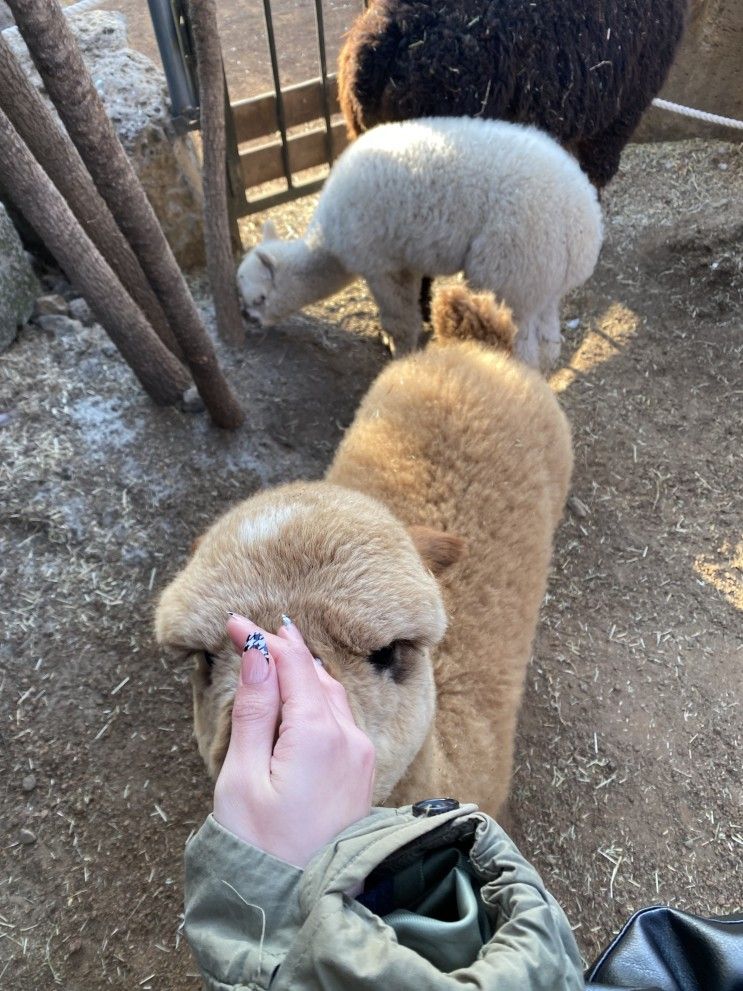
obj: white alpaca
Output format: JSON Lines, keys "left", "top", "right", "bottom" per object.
{"left": 237, "top": 117, "right": 603, "bottom": 366}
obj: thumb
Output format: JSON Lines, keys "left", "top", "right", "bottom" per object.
{"left": 224, "top": 628, "right": 281, "bottom": 787}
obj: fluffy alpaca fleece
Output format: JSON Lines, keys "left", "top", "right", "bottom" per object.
{"left": 339, "top": 0, "right": 689, "bottom": 188}
{"left": 236, "top": 116, "right": 603, "bottom": 368}
{"left": 155, "top": 286, "right": 573, "bottom": 816}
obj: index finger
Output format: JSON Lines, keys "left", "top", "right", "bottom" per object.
{"left": 227, "top": 614, "right": 284, "bottom": 658}
{"left": 271, "top": 632, "right": 327, "bottom": 719}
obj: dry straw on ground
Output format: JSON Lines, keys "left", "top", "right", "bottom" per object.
{"left": 0, "top": 139, "right": 741, "bottom": 986}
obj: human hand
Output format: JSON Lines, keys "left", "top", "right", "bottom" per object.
{"left": 213, "top": 614, "right": 376, "bottom": 868}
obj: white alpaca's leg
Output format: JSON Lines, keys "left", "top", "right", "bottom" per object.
{"left": 514, "top": 316, "right": 541, "bottom": 368}
{"left": 463, "top": 239, "right": 536, "bottom": 357}
{"left": 535, "top": 301, "right": 563, "bottom": 372}
{"left": 365, "top": 272, "right": 422, "bottom": 355}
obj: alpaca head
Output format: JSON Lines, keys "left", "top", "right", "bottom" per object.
{"left": 155, "top": 482, "right": 463, "bottom": 802}
{"left": 236, "top": 219, "right": 300, "bottom": 327}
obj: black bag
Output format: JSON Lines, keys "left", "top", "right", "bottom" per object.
{"left": 586, "top": 905, "right": 743, "bottom": 991}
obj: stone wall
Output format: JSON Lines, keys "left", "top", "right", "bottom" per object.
{"left": 0, "top": 203, "right": 39, "bottom": 352}
{"left": 3, "top": 10, "right": 206, "bottom": 268}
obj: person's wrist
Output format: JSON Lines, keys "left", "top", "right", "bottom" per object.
{"left": 212, "top": 811, "right": 316, "bottom": 868}
{"left": 213, "top": 813, "right": 306, "bottom": 867}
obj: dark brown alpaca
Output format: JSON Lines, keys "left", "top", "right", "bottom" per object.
{"left": 339, "top": 0, "right": 689, "bottom": 190}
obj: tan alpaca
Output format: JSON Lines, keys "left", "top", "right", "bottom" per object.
{"left": 155, "top": 287, "right": 572, "bottom": 816}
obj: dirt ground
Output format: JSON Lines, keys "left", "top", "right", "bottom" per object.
{"left": 1, "top": 137, "right": 742, "bottom": 988}
{"left": 59, "top": 0, "right": 358, "bottom": 100}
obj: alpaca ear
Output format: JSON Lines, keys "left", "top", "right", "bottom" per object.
{"left": 262, "top": 219, "right": 279, "bottom": 242}
{"left": 190, "top": 533, "right": 204, "bottom": 556}
{"left": 255, "top": 248, "right": 276, "bottom": 281}
{"left": 408, "top": 525, "right": 465, "bottom": 576}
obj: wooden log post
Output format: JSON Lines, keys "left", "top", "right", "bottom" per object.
{"left": 6, "top": 0, "right": 244, "bottom": 429}
{"left": 188, "top": 0, "right": 246, "bottom": 346}
{"left": 0, "top": 32, "right": 185, "bottom": 362}
{"left": 0, "top": 108, "right": 189, "bottom": 405}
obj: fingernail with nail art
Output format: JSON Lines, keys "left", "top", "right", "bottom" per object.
{"left": 281, "top": 614, "right": 292, "bottom": 627}
{"left": 242, "top": 647, "right": 271, "bottom": 685}
{"left": 242, "top": 631, "right": 270, "bottom": 663}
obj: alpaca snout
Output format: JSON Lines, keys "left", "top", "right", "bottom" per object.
{"left": 240, "top": 302, "right": 263, "bottom": 327}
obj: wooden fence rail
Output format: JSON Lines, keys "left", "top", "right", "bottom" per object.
{"left": 231, "top": 73, "right": 346, "bottom": 212}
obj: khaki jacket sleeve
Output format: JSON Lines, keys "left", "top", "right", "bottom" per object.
{"left": 184, "top": 807, "right": 584, "bottom": 991}
{"left": 184, "top": 815, "right": 302, "bottom": 990}
{"left": 275, "top": 806, "right": 584, "bottom": 991}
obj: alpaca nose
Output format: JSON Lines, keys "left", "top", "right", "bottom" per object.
{"left": 240, "top": 303, "right": 258, "bottom": 325}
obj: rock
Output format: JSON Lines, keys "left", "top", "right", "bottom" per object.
{"left": 68, "top": 297, "right": 94, "bottom": 326}
{"left": 180, "top": 385, "right": 205, "bottom": 414}
{"left": 19, "top": 828, "right": 36, "bottom": 845}
{"left": 40, "top": 273, "right": 74, "bottom": 297}
{"left": 0, "top": 1, "right": 12, "bottom": 31}
{"left": 0, "top": 203, "right": 40, "bottom": 351}
{"left": 22, "top": 774, "right": 37, "bottom": 793}
{"left": 567, "top": 494, "right": 590, "bottom": 519}
{"left": 5, "top": 11, "right": 205, "bottom": 269}
{"left": 32, "top": 293, "right": 69, "bottom": 319}
{"left": 65, "top": 938, "right": 83, "bottom": 958}
{"left": 35, "top": 314, "right": 83, "bottom": 338}
{"left": 90, "top": 43, "right": 206, "bottom": 270}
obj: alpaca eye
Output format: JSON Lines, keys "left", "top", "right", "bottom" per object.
{"left": 367, "top": 642, "right": 399, "bottom": 670}
{"left": 253, "top": 294, "right": 266, "bottom": 306}
{"left": 194, "top": 650, "right": 216, "bottom": 687}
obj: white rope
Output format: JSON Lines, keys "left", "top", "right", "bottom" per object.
{"left": 64, "top": 0, "right": 107, "bottom": 13}
{"left": 652, "top": 97, "right": 743, "bottom": 132}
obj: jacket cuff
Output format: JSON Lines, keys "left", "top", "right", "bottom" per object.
{"left": 184, "top": 814, "right": 302, "bottom": 990}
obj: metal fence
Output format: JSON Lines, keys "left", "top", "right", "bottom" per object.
{"left": 148, "top": 0, "right": 351, "bottom": 217}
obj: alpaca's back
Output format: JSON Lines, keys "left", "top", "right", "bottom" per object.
{"left": 315, "top": 117, "right": 601, "bottom": 290}
{"left": 339, "top": 0, "right": 688, "bottom": 186}
{"left": 328, "top": 290, "right": 572, "bottom": 812}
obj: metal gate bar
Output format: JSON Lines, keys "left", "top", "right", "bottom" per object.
{"left": 312, "top": 0, "right": 335, "bottom": 169}
{"left": 260, "top": 0, "right": 293, "bottom": 192}
{"left": 149, "top": 0, "right": 350, "bottom": 218}
{"left": 147, "top": 0, "right": 198, "bottom": 133}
